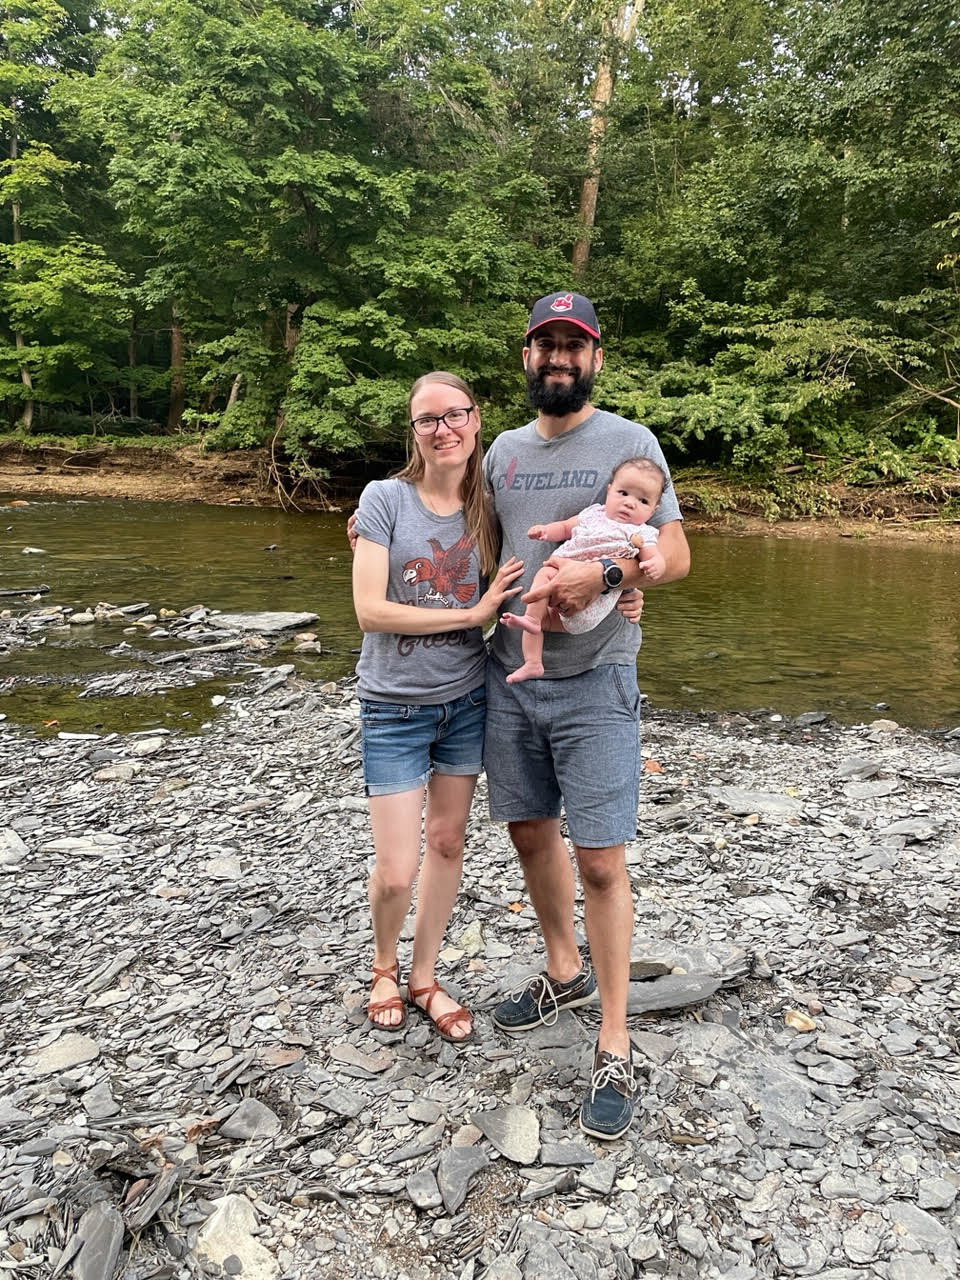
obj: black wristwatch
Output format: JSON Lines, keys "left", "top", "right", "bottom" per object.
{"left": 600, "top": 557, "right": 624, "bottom": 593}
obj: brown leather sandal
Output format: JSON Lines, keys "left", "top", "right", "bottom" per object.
{"left": 367, "top": 961, "right": 407, "bottom": 1030}
{"left": 408, "top": 980, "right": 474, "bottom": 1044}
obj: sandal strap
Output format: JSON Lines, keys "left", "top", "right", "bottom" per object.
{"left": 408, "top": 980, "right": 444, "bottom": 1016}
{"left": 372, "top": 961, "right": 400, "bottom": 984}
{"left": 409, "top": 981, "right": 472, "bottom": 1034}
{"left": 368, "top": 992, "right": 405, "bottom": 1017}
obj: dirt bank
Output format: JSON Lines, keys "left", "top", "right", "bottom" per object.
{"left": 2, "top": 440, "right": 959, "bottom": 541}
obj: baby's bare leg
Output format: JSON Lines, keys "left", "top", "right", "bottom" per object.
{"left": 500, "top": 565, "right": 555, "bottom": 635}
{"left": 502, "top": 566, "right": 555, "bottom": 683}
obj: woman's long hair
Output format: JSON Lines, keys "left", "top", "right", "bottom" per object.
{"left": 395, "top": 371, "right": 499, "bottom": 577}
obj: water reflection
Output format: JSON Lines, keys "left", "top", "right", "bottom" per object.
{"left": 2, "top": 496, "right": 959, "bottom": 731}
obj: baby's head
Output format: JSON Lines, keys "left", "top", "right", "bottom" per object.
{"left": 603, "top": 458, "right": 666, "bottom": 524}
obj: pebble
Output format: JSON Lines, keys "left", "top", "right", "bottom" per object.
{"left": 1, "top": 663, "right": 958, "bottom": 1279}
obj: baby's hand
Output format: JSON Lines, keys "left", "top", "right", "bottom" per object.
{"left": 527, "top": 525, "right": 549, "bottom": 541}
{"left": 639, "top": 548, "right": 667, "bottom": 583}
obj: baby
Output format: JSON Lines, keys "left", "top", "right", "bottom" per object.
{"left": 500, "top": 457, "right": 666, "bottom": 683}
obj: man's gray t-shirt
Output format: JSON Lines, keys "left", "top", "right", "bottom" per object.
{"left": 354, "top": 478, "right": 487, "bottom": 703}
{"left": 484, "top": 409, "right": 682, "bottom": 678}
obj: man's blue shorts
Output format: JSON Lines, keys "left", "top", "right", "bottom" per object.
{"left": 360, "top": 685, "right": 486, "bottom": 797}
{"left": 484, "top": 658, "right": 641, "bottom": 849}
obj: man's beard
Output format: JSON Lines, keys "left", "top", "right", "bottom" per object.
{"left": 526, "top": 367, "right": 595, "bottom": 416}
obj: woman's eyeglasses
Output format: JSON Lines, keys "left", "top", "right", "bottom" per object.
{"left": 410, "top": 405, "right": 476, "bottom": 436}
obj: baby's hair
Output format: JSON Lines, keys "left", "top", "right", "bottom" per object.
{"left": 610, "top": 457, "right": 668, "bottom": 491}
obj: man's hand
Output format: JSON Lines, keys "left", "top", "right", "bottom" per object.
{"left": 523, "top": 557, "right": 601, "bottom": 616}
{"left": 617, "top": 588, "right": 644, "bottom": 623}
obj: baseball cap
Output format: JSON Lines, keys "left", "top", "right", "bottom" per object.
{"left": 525, "top": 292, "right": 601, "bottom": 342}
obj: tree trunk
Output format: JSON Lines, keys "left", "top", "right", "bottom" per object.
{"left": 572, "top": 4, "right": 640, "bottom": 279}
{"left": 10, "top": 121, "right": 36, "bottom": 432}
{"left": 128, "top": 324, "right": 139, "bottom": 419}
{"left": 284, "top": 302, "right": 301, "bottom": 355}
{"left": 226, "top": 372, "right": 244, "bottom": 409}
{"left": 167, "top": 307, "right": 186, "bottom": 432}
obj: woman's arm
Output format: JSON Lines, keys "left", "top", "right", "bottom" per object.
{"left": 352, "top": 537, "right": 523, "bottom": 634}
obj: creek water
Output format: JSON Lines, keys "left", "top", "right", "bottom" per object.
{"left": 2, "top": 495, "right": 959, "bottom": 734}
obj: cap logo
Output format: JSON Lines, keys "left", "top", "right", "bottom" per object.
{"left": 550, "top": 293, "right": 574, "bottom": 313}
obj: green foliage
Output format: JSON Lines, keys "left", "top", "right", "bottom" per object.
{"left": 0, "top": 0, "right": 958, "bottom": 487}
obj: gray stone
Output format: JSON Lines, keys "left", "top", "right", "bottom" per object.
{"left": 437, "top": 1146, "right": 488, "bottom": 1214}
{"left": 194, "top": 1195, "right": 279, "bottom": 1280}
{"left": 405, "top": 1168, "right": 442, "bottom": 1209}
{"left": 578, "top": 1159, "right": 618, "bottom": 1196}
{"left": 627, "top": 973, "right": 721, "bottom": 1013}
{"left": 74, "top": 1202, "right": 123, "bottom": 1280}
{"left": 484, "top": 1259, "right": 523, "bottom": 1280}
{"left": 521, "top": 1240, "right": 578, "bottom": 1279}
{"left": 202, "top": 855, "right": 243, "bottom": 880}
{"left": 220, "top": 1098, "right": 282, "bottom": 1140}
{"left": 209, "top": 612, "right": 319, "bottom": 634}
{"left": 23, "top": 1032, "right": 100, "bottom": 1076}
{"left": 773, "top": 1229, "right": 807, "bottom": 1269}
{"left": 0, "top": 827, "right": 27, "bottom": 866}
{"left": 843, "top": 779, "right": 900, "bottom": 799}
{"left": 879, "top": 817, "right": 942, "bottom": 841}
{"left": 407, "top": 1099, "right": 443, "bottom": 1124}
{"left": 820, "top": 1173, "right": 888, "bottom": 1204}
{"left": 81, "top": 1079, "right": 119, "bottom": 1120}
{"left": 886, "top": 1200, "right": 958, "bottom": 1265}
{"left": 630, "top": 1029, "right": 679, "bottom": 1065}
{"left": 836, "top": 755, "right": 880, "bottom": 779}
{"left": 676, "top": 1224, "right": 709, "bottom": 1259}
{"left": 706, "top": 786, "right": 803, "bottom": 817}
{"left": 319, "top": 1087, "right": 367, "bottom": 1119}
{"left": 888, "top": 1261, "right": 954, "bottom": 1280}
{"left": 806, "top": 1059, "right": 859, "bottom": 1086}
{"left": 917, "top": 1177, "right": 957, "bottom": 1210}
{"left": 539, "top": 1141, "right": 595, "bottom": 1167}
{"left": 472, "top": 1105, "right": 540, "bottom": 1165}
{"left": 0, "top": 1100, "right": 33, "bottom": 1127}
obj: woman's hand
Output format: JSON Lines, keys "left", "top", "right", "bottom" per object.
{"left": 475, "top": 556, "right": 524, "bottom": 620}
{"left": 346, "top": 511, "right": 359, "bottom": 552}
{"left": 617, "top": 588, "right": 645, "bottom": 623}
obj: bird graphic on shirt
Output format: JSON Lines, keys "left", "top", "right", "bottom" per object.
{"left": 402, "top": 532, "right": 477, "bottom": 604}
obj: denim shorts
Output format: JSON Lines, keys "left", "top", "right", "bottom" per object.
{"left": 484, "top": 658, "right": 641, "bottom": 848}
{"left": 360, "top": 685, "right": 486, "bottom": 796}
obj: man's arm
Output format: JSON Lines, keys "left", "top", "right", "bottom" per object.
{"left": 523, "top": 520, "right": 690, "bottom": 615}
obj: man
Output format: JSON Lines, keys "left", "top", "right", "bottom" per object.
{"left": 484, "top": 291, "right": 690, "bottom": 1140}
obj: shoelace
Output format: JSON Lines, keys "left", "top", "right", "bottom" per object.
{"left": 589, "top": 1054, "right": 636, "bottom": 1100}
{"left": 508, "top": 973, "right": 562, "bottom": 1025}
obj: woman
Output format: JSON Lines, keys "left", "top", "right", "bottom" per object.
{"left": 352, "top": 371, "right": 523, "bottom": 1042}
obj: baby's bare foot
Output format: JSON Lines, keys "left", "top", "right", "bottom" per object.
{"left": 501, "top": 612, "right": 541, "bottom": 635}
{"left": 506, "top": 661, "right": 545, "bottom": 684}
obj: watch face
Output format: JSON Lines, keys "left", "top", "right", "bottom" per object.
{"left": 604, "top": 562, "right": 623, "bottom": 587}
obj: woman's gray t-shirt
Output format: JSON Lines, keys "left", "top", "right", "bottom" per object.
{"left": 353, "top": 478, "right": 487, "bottom": 704}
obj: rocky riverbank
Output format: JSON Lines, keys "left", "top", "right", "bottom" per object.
{"left": 2, "top": 675, "right": 959, "bottom": 1280}
{"left": 3, "top": 440, "right": 960, "bottom": 541}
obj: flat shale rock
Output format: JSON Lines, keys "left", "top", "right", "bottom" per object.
{"left": 208, "top": 611, "right": 319, "bottom": 634}
{"left": 22, "top": 1033, "right": 100, "bottom": 1076}
{"left": 472, "top": 1105, "right": 540, "bottom": 1164}
{"left": 193, "top": 1195, "right": 279, "bottom": 1279}
{"left": 1, "top": 673, "right": 958, "bottom": 1280}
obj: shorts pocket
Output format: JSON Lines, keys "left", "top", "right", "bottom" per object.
{"left": 360, "top": 700, "right": 416, "bottom": 721}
